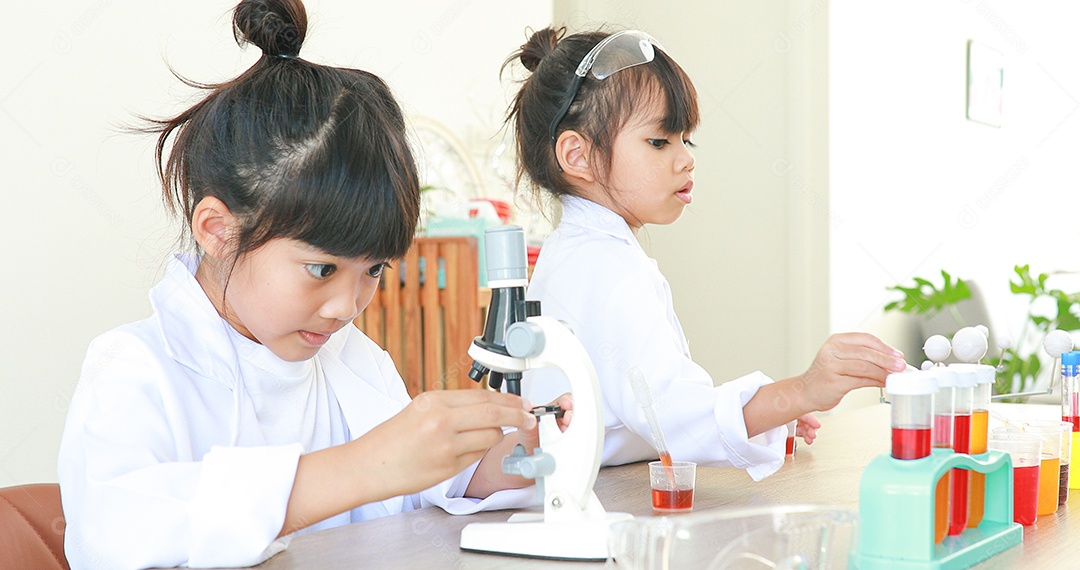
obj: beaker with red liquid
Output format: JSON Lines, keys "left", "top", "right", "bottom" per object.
{"left": 987, "top": 432, "right": 1042, "bottom": 526}
{"left": 650, "top": 460, "right": 695, "bottom": 513}
{"left": 1022, "top": 421, "right": 1070, "bottom": 507}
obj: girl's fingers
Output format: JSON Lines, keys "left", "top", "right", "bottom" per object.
{"left": 450, "top": 428, "right": 510, "bottom": 457}
{"left": 453, "top": 402, "right": 537, "bottom": 432}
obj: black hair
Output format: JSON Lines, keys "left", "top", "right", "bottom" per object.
{"left": 146, "top": 0, "right": 419, "bottom": 265}
{"left": 503, "top": 27, "right": 700, "bottom": 205}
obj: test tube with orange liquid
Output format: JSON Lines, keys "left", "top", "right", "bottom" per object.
{"left": 930, "top": 368, "right": 958, "bottom": 543}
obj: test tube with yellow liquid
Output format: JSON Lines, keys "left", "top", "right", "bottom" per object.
{"left": 951, "top": 363, "right": 993, "bottom": 528}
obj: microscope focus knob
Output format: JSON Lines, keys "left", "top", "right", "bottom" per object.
{"left": 517, "top": 452, "right": 556, "bottom": 480}
{"left": 505, "top": 321, "right": 545, "bottom": 358}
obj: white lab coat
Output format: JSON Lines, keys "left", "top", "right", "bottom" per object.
{"left": 58, "top": 254, "right": 533, "bottom": 570}
{"left": 524, "top": 195, "right": 785, "bottom": 481}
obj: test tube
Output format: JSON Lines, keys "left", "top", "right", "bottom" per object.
{"left": 929, "top": 368, "right": 958, "bottom": 544}
{"left": 950, "top": 363, "right": 993, "bottom": 529}
{"left": 945, "top": 367, "right": 974, "bottom": 535}
{"left": 1063, "top": 351, "right": 1080, "bottom": 490}
{"left": 886, "top": 371, "right": 935, "bottom": 460}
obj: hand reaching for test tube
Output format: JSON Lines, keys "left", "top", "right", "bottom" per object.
{"left": 743, "top": 332, "right": 906, "bottom": 439}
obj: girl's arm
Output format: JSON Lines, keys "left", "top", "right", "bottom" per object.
{"left": 279, "top": 389, "right": 536, "bottom": 537}
{"left": 741, "top": 332, "right": 908, "bottom": 438}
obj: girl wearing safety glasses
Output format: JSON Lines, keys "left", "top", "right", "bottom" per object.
{"left": 507, "top": 28, "right": 908, "bottom": 480}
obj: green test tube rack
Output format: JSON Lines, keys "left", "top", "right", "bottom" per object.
{"left": 851, "top": 449, "right": 1022, "bottom": 569}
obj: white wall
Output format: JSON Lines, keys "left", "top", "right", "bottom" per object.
{"left": 554, "top": 1, "right": 830, "bottom": 387}
{"left": 830, "top": 2, "right": 1080, "bottom": 408}
{"left": 0, "top": 0, "right": 550, "bottom": 486}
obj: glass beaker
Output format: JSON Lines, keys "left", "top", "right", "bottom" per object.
{"left": 608, "top": 504, "right": 857, "bottom": 570}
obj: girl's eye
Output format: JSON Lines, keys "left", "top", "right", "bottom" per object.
{"left": 366, "top": 262, "right": 390, "bottom": 278}
{"left": 684, "top": 139, "right": 697, "bottom": 148}
{"left": 647, "top": 138, "right": 670, "bottom": 149}
{"left": 305, "top": 264, "right": 337, "bottom": 279}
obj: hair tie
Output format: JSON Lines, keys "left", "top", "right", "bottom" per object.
{"left": 272, "top": 52, "right": 298, "bottom": 60}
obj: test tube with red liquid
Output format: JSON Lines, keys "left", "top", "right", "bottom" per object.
{"left": 946, "top": 367, "right": 975, "bottom": 535}
{"left": 930, "top": 368, "right": 958, "bottom": 543}
{"left": 1064, "top": 351, "right": 1080, "bottom": 490}
{"left": 948, "top": 363, "right": 994, "bottom": 529}
{"left": 887, "top": 371, "right": 935, "bottom": 460}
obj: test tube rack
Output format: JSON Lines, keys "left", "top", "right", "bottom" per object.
{"left": 851, "top": 449, "right": 1021, "bottom": 569}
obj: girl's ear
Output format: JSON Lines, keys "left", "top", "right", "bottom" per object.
{"left": 191, "top": 196, "right": 238, "bottom": 259}
{"left": 555, "top": 130, "right": 596, "bottom": 183}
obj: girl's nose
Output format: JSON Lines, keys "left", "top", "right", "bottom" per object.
{"left": 321, "top": 282, "right": 363, "bottom": 322}
{"left": 678, "top": 144, "right": 696, "bottom": 173}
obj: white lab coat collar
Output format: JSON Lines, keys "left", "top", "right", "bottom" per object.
{"left": 148, "top": 253, "right": 406, "bottom": 455}
{"left": 150, "top": 253, "right": 242, "bottom": 389}
{"left": 560, "top": 194, "right": 638, "bottom": 247}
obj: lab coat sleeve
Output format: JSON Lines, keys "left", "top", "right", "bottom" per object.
{"left": 58, "top": 330, "right": 301, "bottom": 569}
{"left": 416, "top": 462, "right": 538, "bottom": 514}
{"left": 597, "top": 267, "right": 785, "bottom": 480}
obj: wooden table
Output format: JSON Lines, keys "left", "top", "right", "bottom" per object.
{"left": 238, "top": 404, "right": 1073, "bottom": 569}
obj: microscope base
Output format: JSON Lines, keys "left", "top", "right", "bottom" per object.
{"left": 460, "top": 511, "right": 633, "bottom": 561}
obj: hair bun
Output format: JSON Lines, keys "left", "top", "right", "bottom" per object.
{"left": 233, "top": 0, "right": 308, "bottom": 59}
{"left": 519, "top": 27, "right": 564, "bottom": 73}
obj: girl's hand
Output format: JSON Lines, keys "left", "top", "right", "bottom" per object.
{"left": 280, "top": 389, "right": 535, "bottom": 536}
{"left": 363, "top": 389, "right": 536, "bottom": 498}
{"left": 796, "top": 413, "right": 821, "bottom": 445}
{"left": 464, "top": 392, "right": 574, "bottom": 498}
{"left": 798, "top": 332, "right": 907, "bottom": 412}
{"left": 518, "top": 393, "right": 574, "bottom": 452}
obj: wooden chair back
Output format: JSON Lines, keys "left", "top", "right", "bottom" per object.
{"left": 355, "top": 237, "right": 487, "bottom": 397}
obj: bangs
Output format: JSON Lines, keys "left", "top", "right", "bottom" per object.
{"left": 610, "top": 49, "right": 700, "bottom": 134}
{"left": 233, "top": 67, "right": 420, "bottom": 262}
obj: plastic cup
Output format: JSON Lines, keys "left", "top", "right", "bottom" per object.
{"left": 1023, "top": 420, "right": 1071, "bottom": 506}
{"left": 987, "top": 432, "right": 1042, "bottom": 525}
{"left": 650, "top": 461, "right": 695, "bottom": 513}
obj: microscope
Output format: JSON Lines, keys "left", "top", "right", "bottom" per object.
{"left": 459, "top": 226, "right": 631, "bottom": 561}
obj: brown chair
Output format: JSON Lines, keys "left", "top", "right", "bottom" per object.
{"left": 356, "top": 236, "right": 490, "bottom": 397}
{"left": 0, "top": 483, "right": 69, "bottom": 570}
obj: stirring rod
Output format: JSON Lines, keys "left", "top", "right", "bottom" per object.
{"left": 628, "top": 366, "right": 676, "bottom": 486}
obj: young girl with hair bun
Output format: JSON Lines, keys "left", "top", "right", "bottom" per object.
{"left": 508, "top": 27, "right": 907, "bottom": 480}
{"left": 57, "top": 2, "right": 568, "bottom": 568}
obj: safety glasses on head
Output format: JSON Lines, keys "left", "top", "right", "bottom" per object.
{"left": 548, "top": 30, "right": 665, "bottom": 159}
